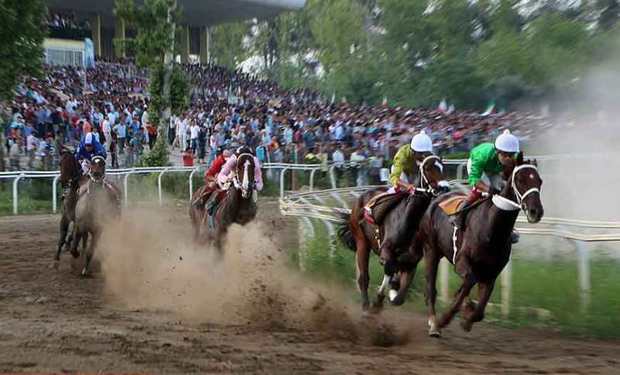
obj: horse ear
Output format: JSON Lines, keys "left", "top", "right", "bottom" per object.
{"left": 516, "top": 151, "right": 524, "bottom": 165}
{"left": 532, "top": 158, "right": 538, "bottom": 167}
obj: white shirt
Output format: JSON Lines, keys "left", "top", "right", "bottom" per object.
{"left": 332, "top": 150, "right": 345, "bottom": 166}
{"left": 190, "top": 125, "right": 200, "bottom": 140}
{"left": 26, "top": 135, "right": 38, "bottom": 151}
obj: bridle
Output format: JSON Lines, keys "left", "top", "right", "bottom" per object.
{"left": 416, "top": 155, "right": 445, "bottom": 196}
{"left": 231, "top": 153, "right": 254, "bottom": 199}
{"left": 88, "top": 156, "right": 106, "bottom": 183}
{"left": 492, "top": 164, "right": 541, "bottom": 211}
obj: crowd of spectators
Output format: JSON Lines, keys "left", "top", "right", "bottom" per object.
{"left": 2, "top": 59, "right": 550, "bottom": 187}
{"left": 47, "top": 12, "right": 91, "bottom": 40}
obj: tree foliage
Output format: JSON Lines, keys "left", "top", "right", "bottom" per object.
{"left": 210, "top": 0, "right": 620, "bottom": 110}
{"left": 115, "top": 0, "right": 189, "bottom": 166}
{"left": 0, "top": 0, "right": 46, "bottom": 101}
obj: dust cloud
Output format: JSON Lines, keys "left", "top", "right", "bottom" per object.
{"left": 524, "top": 49, "right": 620, "bottom": 221}
{"left": 95, "top": 207, "right": 411, "bottom": 347}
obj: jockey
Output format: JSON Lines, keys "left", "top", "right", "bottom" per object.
{"left": 457, "top": 129, "right": 520, "bottom": 242}
{"left": 195, "top": 147, "right": 232, "bottom": 207}
{"left": 206, "top": 146, "right": 263, "bottom": 215}
{"left": 205, "top": 147, "right": 232, "bottom": 185}
{"left": 389, "top": 130, "right": 434, "bottom": 192}
{"left": 364, "top": 130, "right": 436, "bottom": 224}
{"left": 75, "top": 132, "right": 107, "bottom": 175}
{"left": 216, "top": 146, "right": 264, "bottom": 192}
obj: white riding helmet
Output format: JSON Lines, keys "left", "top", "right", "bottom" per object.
{"left": 84, "top": 132, "right": 94, "bottom": 145}
{"left": 410, "top": 130, "right": 433, "bottom": 152}
{"left": 495, "top": 129, "right": 520, "bottom": 153}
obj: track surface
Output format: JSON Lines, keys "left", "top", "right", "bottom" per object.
{"left": 1, "top": 203, "right": 619, "bottom": 375}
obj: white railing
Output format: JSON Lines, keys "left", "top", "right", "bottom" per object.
{"left": 0, "top": 163, "right": 324, "bottom": 215}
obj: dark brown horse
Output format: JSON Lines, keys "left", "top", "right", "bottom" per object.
{"left": 56, "top": 148, "right": 83, "bottom": 262}
{"left": 337, "top": 155, "right": 446, "bottom": 312}
{"left": 70, "top": 156, "right": 121, "bottom": 276}
{"left": 190, "top": 153, "right": 258, "bottom": 253}
{"left": 414, "top": 153, "right": 543, "bottom": 336}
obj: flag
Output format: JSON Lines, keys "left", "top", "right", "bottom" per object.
{"left": 481, "top": 101, "right": 495, "bottom": 116}
{"left": 438, "top": 98, "right": 448, "bottom": 112}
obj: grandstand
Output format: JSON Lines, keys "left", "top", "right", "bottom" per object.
{"left": 44, "top": 0, "right": 305, "bottom": 64}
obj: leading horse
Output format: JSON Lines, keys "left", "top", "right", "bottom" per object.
{"left": 190, "top": 153, "right": 258, "bottom": 253}
{"left": 337, "top": 155, "right": 446, "bottom": 312}
{"left": 70, "top": 156, "right": 121, "bottom": 276}
{"left": 414, "top": 152, "right": 543, "bottom": 336}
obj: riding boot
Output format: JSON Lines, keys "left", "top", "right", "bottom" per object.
{"left": 207, "top": 194, "right": 220, "bottom": 216}
{"left": 453, "top": 189, "right": 482, "bottom": 229}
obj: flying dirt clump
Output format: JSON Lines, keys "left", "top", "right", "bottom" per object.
{"left": 95, "top": 207, "right": 412, "bottom": 347}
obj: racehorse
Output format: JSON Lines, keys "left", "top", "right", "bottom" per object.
{"left": 70, "top": 156, "right": 121, "bottom": 276}
{"left": 414, "top": 152, "right": 543, "bottom": 336}
{"left": 56, "top": 148, "right": 83, "bottom": 262}
{"left": 337, "top": 155, "right": 446, "bottom": 312}
{"left": 190, "top": 153, "right": 258, "bottom": 253}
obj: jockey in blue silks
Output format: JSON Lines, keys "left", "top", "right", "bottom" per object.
{"left": 75, "top": 132, "right": 106, "bottom": 175}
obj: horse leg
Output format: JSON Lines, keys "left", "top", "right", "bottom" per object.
{"left": 82, "top": 231, "right": 99, "bottom": 277}
{"left": 389, "top": 249, "right": 423, "bottom": 306}
{"left": 355, "top": 238, "right": 371, "bottom": 312}
{"left": 461, "top": 280, "right": 496, "bottom": 332}
{"left": 425, "top": 250, "right": 442, "bottom": 337}
{"left": 70, "top": 226, "right": 82, "bottom": 258}
{"left": 437, "top": 259, "right": 475, "bottom": 330}
{"left": 56, "top": 215, "right": 70, "bottom": 261}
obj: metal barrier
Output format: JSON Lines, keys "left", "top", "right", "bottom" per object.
{"left": 0, "top": 163, "right": 323, "bottom": 215}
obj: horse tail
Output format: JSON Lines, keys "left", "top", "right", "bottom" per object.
{"left": 337, "top": 212, "right": 356, "bottom": 252}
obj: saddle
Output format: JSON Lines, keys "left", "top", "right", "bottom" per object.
{"left": 438, "top": 194, "right": 467, "bottom": 216}
{"left": 364, "top": 190, "right": 408, "bottom": 226}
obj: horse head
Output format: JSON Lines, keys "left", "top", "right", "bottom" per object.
{"left": 59, "top": 150, "right": 80, "bottom": 187}
{"left": 89, "top": 156, "right": 107, "bottom": 183}
{"left": 418, "top": 155, "right": 447, "bottom": 195}
{"left": 233, "top": 153, "right": 255, "bottom": 199}
{"left": 507, "top": 153, "right": 544, "bottom": 223}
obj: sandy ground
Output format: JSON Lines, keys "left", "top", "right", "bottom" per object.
{"left": 0, "top": 200, "right": 619, "bottom": 375}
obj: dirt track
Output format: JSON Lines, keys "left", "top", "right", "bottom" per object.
{"left": 1, "top": 202, "right": 619, "bottom": 375}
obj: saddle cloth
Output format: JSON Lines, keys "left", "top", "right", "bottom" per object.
{"left": 438, "top": 194, "right": 467, "bottom": 216}
{"left": 365, "top": 190, "right": 408, "bottom": 226}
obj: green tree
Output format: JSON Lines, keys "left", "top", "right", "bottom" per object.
{"left": 115, "top": 0, "right": 189, "bottom": 166}
{"left": 210, "top": 21, "right": 250, "bottom": 69}
{"left": 0, "top": 0, "right": 46, "bottom": 101}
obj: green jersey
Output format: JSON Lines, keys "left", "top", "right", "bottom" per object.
{"left": 468, "top": 143, "right": 502, "bottom": 186}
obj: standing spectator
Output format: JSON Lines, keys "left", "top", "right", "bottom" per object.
{"left": 350, "top": 146, "right": 368, "bottom": 187}
{"left": 26, "top": 131, "right": 37, "bottom": 168}
{"left": 114, "top": 121, "right": 127, "bottom": 154}
{"left": 190, "top": 122, "right": 200, "bottom": 154}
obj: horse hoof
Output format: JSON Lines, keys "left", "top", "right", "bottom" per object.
{"left": 460, "top": 319, "right": 473, "bottom": 332}
{"left": 428, "top": 328, "right": 442, "bottom": 338}
{"left": 70, "top": 250, "right": 80, "bottom": 259}
{"left": 369, "top": 302, "right": 384, "bottom": 315}
{"left": 81, "top": 268, "right": 89, "bottom": 277}
{"left": 388, "top": 290, "right": 404, "bottom": 306}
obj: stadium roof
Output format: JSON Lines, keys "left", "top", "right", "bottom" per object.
{"left": 46, "top": 0, "right": 306, "bottom": 27}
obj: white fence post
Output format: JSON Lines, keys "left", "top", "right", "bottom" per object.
{"left": 279, "top": 167, "right": 289, "bottom": 199}
{"left": 52, "top": 175, "right": 60, "bottom": 213}
{"left": 575, "top": 240, "right": 591, "bottom": 313}
{"left": 157, "top": 167, "right": 170, "bottom": 206}
{"left": 12, "top": 174, "right": 24, "bottom": 215}
{"left": 501, "top": 258, "right": 512, "bottom": 318}
{"left": 188, "top": 167, "right": 199, "bottom": 201}
{"left": 123, "top": 171, "right": 132, "bottom": 208}
{"left": 309, "top": 168, "right": 318, "bottom": 191}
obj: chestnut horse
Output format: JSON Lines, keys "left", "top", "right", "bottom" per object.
{"left": 414, "top": 153, "right": 543, "bottom": 336}
{"left": 190, "top": 153, "right": 258, "bottom": 253}
{"left": 70, "top": 156, "right": 121, "bottom": 276}
{"left": 337, "top": 155, "right": 446, "bottom": 312}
